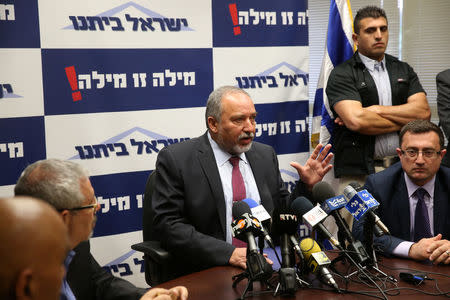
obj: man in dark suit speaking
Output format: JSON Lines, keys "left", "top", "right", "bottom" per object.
{"left": 152, "top": 86, "right": 333, "bottom": 276}
{"left": 353, "top": 120, "right": 450, "bottom": 264}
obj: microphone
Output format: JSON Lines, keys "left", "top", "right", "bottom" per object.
{"left": 348, "top": 182, "right": 386, "bottom": 237}
{"left": 242, "top": 198, "right": 275, "bottom": 249}
{"left": 343, "top": 184, "right": 390, "bottom": 235}
{"left": 271, "top": 208, "right": 301, "bottom": 294}
{"left": 300, "top": 238, "right": 339, "bottom": 290}
{"left": 313, "top": 182, "right": 369, "bottom": 265}
{"left": 231, "top": 201, "right": 262, "bottom": 253}
{"left": 291, "top": 197, "right": 342, "bottom": 250}
{"left": 231, "top": 202, "right": 273, "bottom": 280}
{"left": 272, "top": 208, "right": 305, "bottom": 267}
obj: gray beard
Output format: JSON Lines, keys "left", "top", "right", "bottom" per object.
{"left": 232, "top": 142, "right": 252, "bottom": 154}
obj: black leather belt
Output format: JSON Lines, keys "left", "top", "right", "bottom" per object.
{"left": 374, "top": 156, "right": 399, "bottom": 168}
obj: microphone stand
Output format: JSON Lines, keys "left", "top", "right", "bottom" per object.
{"left": 343, "top": 214, "right": 396, "bottom": 283}
{"left": 231, "top": 249, "right": 274, "bottom": 300}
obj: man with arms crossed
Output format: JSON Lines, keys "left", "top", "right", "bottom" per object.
{"left": 326, "top": 6, "right": 430, "bottom": 183}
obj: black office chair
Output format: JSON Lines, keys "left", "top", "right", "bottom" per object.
{"left": 131, "top": 170, "right": 177, "bottom": 286}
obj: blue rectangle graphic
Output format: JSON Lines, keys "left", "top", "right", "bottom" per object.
{"left": 0, "top": 0, "right": 40, "bottom": 48}
{"left": 42, "top": 48, "right": 213, "bottom": 115}
{"left": 0, "top": 117, "right": 46, "bottom": 185}
{"left": 213, "top": 0, "right": 308, "bottom": 47}
{"left": 254, "top": 101, "right": 309, "bottom": 155}
{"left": 90, "top": 170, "right": 150, "bottom": 237}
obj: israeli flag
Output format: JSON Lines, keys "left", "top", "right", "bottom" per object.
{"left": 311, "top": 0, "right": 355, "bottom": 148}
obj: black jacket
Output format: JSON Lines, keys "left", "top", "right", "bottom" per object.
{"left": 326, "top": 52, "right": 425, "bottom": 177}
{"left": 67, "top": 241, "right": 147, "bottom": 300}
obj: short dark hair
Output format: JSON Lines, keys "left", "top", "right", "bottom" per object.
{"left": 399, "top": 120, "right": 445, "bottom": 150}
{"left": 354, "top": 6, "right": 388, "bottom": 34}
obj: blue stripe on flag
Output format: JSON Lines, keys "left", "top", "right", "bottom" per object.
{"left": 313, "top": 88, "right": 323, "bottom": 117}
{"left": 327, "top": 0, "right": 354, "bottom": 67}
{"left": 321, "top": 103, "right": 334, "bottom": 134}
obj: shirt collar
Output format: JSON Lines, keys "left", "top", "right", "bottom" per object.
{"left": 358, "top": 52, "right": 386, "bottom": 72}
{"left": 404, "top": 172, "right": 436, "bottom": 199}
{"left": 207, "top": 132, "right": 248, "bottom": 167}
{"left": 64, "top": 250, "right": 76, "bottom": 269}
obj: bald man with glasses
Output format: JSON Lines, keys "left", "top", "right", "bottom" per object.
{"left": 15, "top": 159, "right": 188, "bottom": 300}
{"left": 352, "top": 120, "right": 450, "bottom": 264}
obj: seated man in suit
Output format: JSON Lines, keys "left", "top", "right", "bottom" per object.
{"left": 152, "top": 86, "right": 333, "bottom": 276}
{"left": 353, "top": 120, "right": 450, "bottom": 264}
{"left": 14, "top": 159, "right": 188, "bottom": 300}
{"left": 0, "top": 196, "right": 69, "bottom": 300}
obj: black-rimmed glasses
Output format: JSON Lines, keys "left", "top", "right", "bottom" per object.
{"left": 400, "top": 149, "right": 441, "bottom": 159}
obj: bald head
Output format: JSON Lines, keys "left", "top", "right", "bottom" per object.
{"left": 0, "top": 197, "right": 69, "bottom": 300}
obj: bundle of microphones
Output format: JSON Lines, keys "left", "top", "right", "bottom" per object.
{"left": 230, "top": 181, "right": 392, "bottom": 298}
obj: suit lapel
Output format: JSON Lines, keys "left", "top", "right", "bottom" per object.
{"left": 246, "top": 146, "right": 273, "bottom": 213}
{"left": 433, "top": 171, "right": 447, "bottom": 236}
{"left": 394, "top": 173, "right": 411, "bottom": 240}
{"left": 196, "top": 134, "right": 227, "bottom": 236}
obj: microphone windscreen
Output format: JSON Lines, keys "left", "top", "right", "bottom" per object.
{"left": 271, "top": 207, "right": 298, "bottom": 235}
{"left": 348, "top": 181, "right": 362, "bottom": 191}
{"left": 232, "top": 201, "right": 251, "bottom": 219}
{"left": 290, "top": 196, "right": 314, "bottom": 217}
{"left": 299, "top": 238, "right": 321, "bottom": 260}
{"left": 242, "top": 198, "right": 258, "bottom": 208}
{"left": 312, "top": 182, "right": 336, "bottom": 204}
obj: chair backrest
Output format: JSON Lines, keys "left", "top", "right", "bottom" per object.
{"left": 142, "top": 170, "right": 157, "bottom": 242}
{"left": 140, "top": 169, "right": 181, "bottom": 286}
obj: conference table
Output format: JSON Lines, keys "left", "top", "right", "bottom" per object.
{"left": 157, "top": 255, "right": 450, "bottom": 299}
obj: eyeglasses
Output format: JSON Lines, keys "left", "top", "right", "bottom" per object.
{"left": 400, "top": 149, "right": 441, "bottom": 159}
{"left": 58, "top": 198, "right": 98, "bottom": 212}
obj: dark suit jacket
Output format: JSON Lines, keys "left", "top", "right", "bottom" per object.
{"left": 437, "top": 69, "right": 450, "bottom": 167}
{"left": 352, "top": 162, "right": 450, "bottom": 254}
{"left": 152, "top": 132, "right": 308, "bottom": 276}
{"left": 67, "top": 241, "right": 147, "bottom": 300}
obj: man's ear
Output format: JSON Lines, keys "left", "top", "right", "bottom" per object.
{"left": 60, "top": 210, "right": 72, "bottom": 227}
{"left": 352, "top": 33, "right": 358, "bottom": 44}
{"left": 440, "top": 148, "right": 447, "bottom": 159}
{"left": 15, "top": 269, "right": 33, "bottom": 300}
{"left": 207, "top": 116, "right": 219, "bottom": 134}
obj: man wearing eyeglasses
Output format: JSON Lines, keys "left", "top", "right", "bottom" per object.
{"left": 352, "top": 120, "right": 450, "bottom": 264}
{"left": 14, "top": 159, "right": 188, "bottom": 300}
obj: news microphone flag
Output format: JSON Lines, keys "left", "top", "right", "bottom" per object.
{"left": 311, "top": 0, "right": 355, "bottom": 148}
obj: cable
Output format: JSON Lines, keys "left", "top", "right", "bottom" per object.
{"left": 378, "top": 262, "right": 450, "bottom": 278}
{"left": 335, "top": 249, "right": 390, "bottom": 300}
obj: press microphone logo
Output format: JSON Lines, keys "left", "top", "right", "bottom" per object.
{"left": 280, "top": 214, "right": 297, "bottom": 222}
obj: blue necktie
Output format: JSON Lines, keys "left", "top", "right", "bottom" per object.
{"left": 413, "top": 188, "right": 432, "bottom": 242}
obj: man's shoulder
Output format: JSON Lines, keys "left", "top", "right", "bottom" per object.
{"left": 160, "top": 134, "right": 205, "bottom": 154}
{"left": 366, "top": 162, "right": 403, "bottom": 185}
{"left": 385, "top": 53, "right": 414, "bottom": 69}
{"left": 330, "top": 53, "right": 359, "bottom": 73}
{"left": 437, "top": 165, "right": 450, "bottom": 180}
{"left": 437, "top": 69, "right": 450, "bottom": 81}
{"left": 251, "top": 141, "right": 273, "bottom": 151}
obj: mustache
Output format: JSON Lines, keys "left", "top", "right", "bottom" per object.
{"left": 239, "top": 132, "right": 254, "bottom": 139}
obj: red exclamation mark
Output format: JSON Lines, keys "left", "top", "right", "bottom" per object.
{"left": 228, "top": 3, "right": 241, "bottom": 35}
{"left": 65, "top": 66, "right": 82, "bottom": 101}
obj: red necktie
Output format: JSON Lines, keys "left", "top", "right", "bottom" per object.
{"left": 229, "top": 156, "right": 247, "bottom": 247}
{"left": 229, "top": 156, "right": 246, "bottom": 202}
